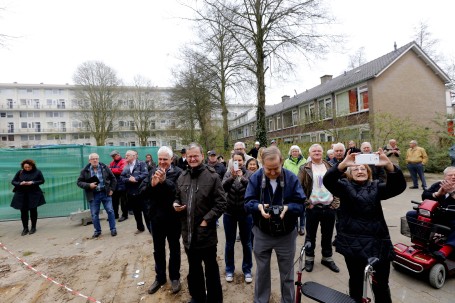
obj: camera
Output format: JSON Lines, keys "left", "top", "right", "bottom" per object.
{"left": 265, "top": 205, "right": 284, "bottom": 234}
{"left": 233, "top": 160, "right": 239, "bottom": 171}
{"left": 355, "top": 154, "right": 379, "bottom": 165}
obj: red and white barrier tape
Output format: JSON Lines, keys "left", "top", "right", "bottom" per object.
{"left": 0, "top": 242, "right": 102, "bottom": 303}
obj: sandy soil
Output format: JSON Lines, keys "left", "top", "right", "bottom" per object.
{"left": 1, "top": 173, "right": 454, "bottom": 303}
{"left": 0, "top": 214, "right": 315, "bottom": 303}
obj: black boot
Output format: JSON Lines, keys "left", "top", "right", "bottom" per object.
{"left": 21, "top": 228, "right": 29, "bottom": 236}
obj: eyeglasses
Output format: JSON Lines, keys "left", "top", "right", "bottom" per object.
{"left": 351, "top": 167, "right": 367, "bottom": 172}
{"left": 89, "top": 158, "right": 99, "bottom": 160}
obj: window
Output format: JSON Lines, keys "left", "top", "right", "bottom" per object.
{"left": 151, "top": 141, "right": 157, "bottom": 146}
{"left": 300, "top": 104, "right": 314, "bottom": 124}
{"left": 20, "top": 135, "right": 41, "bottom": 141}
{"left": 358, "top": 85, "right": 369, "bottom": 110}
{"left": 151, "top": 121, "right": 156, "bottom": 129}
{"left": 276, "top": 115, "right": 282, "bottom": 130}
{"left": 336, "top": 85, "right": 369, "bottom": 116}
{"left": 0, "top": 112, "right": 5, "bottom": 117}
{"left": 292, "top": 110, "right": 299, "bottom": 126}
{"left": 268, "top": 119, "right": 274, "bottom": 131}
{"left": 46, "top": 112, "right": 63, "bottom": 118}
{"left": 72, "top": 121, "right": 82, "bottom": 128}
{"left": 318, "top": 97, "right": 332, "bottom": 120}
{"left": 20, "top": 112, "right": 40, "bottom": 118}
{"left": 21, "top": 122, "right": 28, "bottom": 128}
{"left": 47, "top": 134, "right": 66, "bottom": 140}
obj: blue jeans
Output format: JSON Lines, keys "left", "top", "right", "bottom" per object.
{"left": 89, "top": 191, "right": 116, "bottom": 234}
{"left": 223, "top": 213, "right": 253, "bottom": 275}
{"left": 407, "top": 163, "right": 427, "bottom": 188}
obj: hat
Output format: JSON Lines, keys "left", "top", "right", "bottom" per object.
{"left": 208, "top": 150, "right": 217, "bottom": 156}
{"left": 180, "top": 148, "right": 186, "bottom": 154}
{"left": 255, "top": 141, "right": 260, "bottom": 145}
{"left": 110, "top": 150, "right": 120, "bottom": 157}
{"left": 271, "top": 139, "right": 276, "bottom": 144}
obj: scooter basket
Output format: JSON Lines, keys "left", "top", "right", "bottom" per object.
{"left": 406, "top": 217, "right": 433, "bottom": 244}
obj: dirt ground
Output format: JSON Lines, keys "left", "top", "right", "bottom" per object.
{"left": 0, "top": 212, "right": 301, "bottom": 303}
{"left": 1, "top": 173, "right": 455, "bottom": 303}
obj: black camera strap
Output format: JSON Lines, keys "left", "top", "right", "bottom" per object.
{"left": 260, "top": 171, "right": 285, "bottom": 207}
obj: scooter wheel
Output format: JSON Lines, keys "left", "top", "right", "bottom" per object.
{"left": 429, "top": 263, "right": 446, "bottom": 289}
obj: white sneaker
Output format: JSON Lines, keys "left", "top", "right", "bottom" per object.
{"left": 244, "top": 273, "right": 253, "bottom": 283}
{"left": 226, "top": 273, "right": 234, "bottom": 282}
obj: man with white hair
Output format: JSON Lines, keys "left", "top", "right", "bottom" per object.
{"left": 329, "top": 143, "right": 346, "bottom": 165}
{"left": 141, "top": 146, "right": 183, "bottom": 295}
{"left": 77, "top": 153, "right": 117, "bottom": 238}
{"left": 228, "top": 141, "right": 253, "bottom": 169}
{"left": 360, "top": 141, "right": 386, "bottom": 182}
{"left": 406, "top": 140, "right": 428, "bottom": 189}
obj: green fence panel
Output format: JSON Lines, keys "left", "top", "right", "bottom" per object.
{"left": 0, "top": 145, "right": 159, "bottom": 221}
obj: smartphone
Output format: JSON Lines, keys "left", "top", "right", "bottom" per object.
{"left": 355, "top": 154, "right": 379, "bottom": 165}
{"left": 233, "top": 160, "right": 239, "bottom": 171}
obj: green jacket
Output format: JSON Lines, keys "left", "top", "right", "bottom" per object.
{"left": 283, "top": 155, "right": 306, "bottom": 176}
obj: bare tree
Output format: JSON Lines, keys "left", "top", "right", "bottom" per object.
{"left": 413, "top": 21, "right": 442, "bottom": 63}
{"left": 197, "top": 0, "right": 335, "bottom": 146}
{"left": 347, "top": 47, "right": 367, "bottom": 69}
{"left": 72, "top": 61, "right": 122, "bottom": 146}
{"left": 126, "top": 75, "right": 161, "bottom": 146}
{"left": 190, "top": 5, "right": 249, "bottom": 150}
{"left": 172, "top": 54, "right": 217, "bottom": 150}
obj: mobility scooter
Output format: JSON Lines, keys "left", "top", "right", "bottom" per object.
{"left": 393, "top": 199, "right": 455, "bottom": 288}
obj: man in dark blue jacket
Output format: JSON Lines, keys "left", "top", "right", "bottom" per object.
{"left": 244, "top": 146, "right": 305, "bottom": 303}
{"left": 121, "top": 150, "right": 149, "bottom": 234}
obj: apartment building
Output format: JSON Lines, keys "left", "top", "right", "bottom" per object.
{"left": 0, "top": 83, "right": 253, "bottom": 148}
{"left": 229, "top": 41, "right": 452, "bottom": 144}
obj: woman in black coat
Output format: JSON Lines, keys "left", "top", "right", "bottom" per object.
{"left": 323, "top": 149, "right": 406, "bottom": 303}
{"left": 11, "top": 159, "right": 46, "bottom": 236}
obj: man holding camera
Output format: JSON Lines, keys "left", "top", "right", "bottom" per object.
{"left": 245, "top": 146, "right": 305, "bottom": 303}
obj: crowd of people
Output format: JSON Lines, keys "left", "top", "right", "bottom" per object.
{"left": 9, "top": 138, "right": 455, "bottom": 303}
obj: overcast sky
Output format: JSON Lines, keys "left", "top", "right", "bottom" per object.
{"left": 0, "top": 0, "right": 453, "bottom": 105}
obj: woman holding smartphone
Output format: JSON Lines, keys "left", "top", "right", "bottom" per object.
{"left": 221, "top": 151, "right": 254, "bottom": 283}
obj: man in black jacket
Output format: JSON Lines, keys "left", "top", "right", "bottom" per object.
{"left": 207, "top": 150, "right": 226, "bottom": 181}
{"left": 141, "top": 146, "right": 183, "bottom": 295}
{"left": 77, "top": 153, "right": 117, "bottom": 238}
{"left": 173, "top": 143, "right": 226, "bottom": 303}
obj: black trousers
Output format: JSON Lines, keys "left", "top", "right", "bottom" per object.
{"left": 344, "top": 256, "right": 392, "bottom": 303}
{"left": 21, "top": 207, "right": 38, "bottom": 229}
{"left": 151, "top": 217, "right": 181, "bottom": 283}
{"left": 304, "top": 206, "right": 336, "bottom": 257}
{"left": 126, "top": 194, "right": 151, "bottom": 232}
{"left": 112, "top": 190, "right": 127, "bottom": 218}
{"left": 185, "top": 245, "right": 223, "bottom": 303}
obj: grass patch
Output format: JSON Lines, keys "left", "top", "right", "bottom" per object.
{"left": 22, "top": 251, "right": 34, "bottom": 257}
